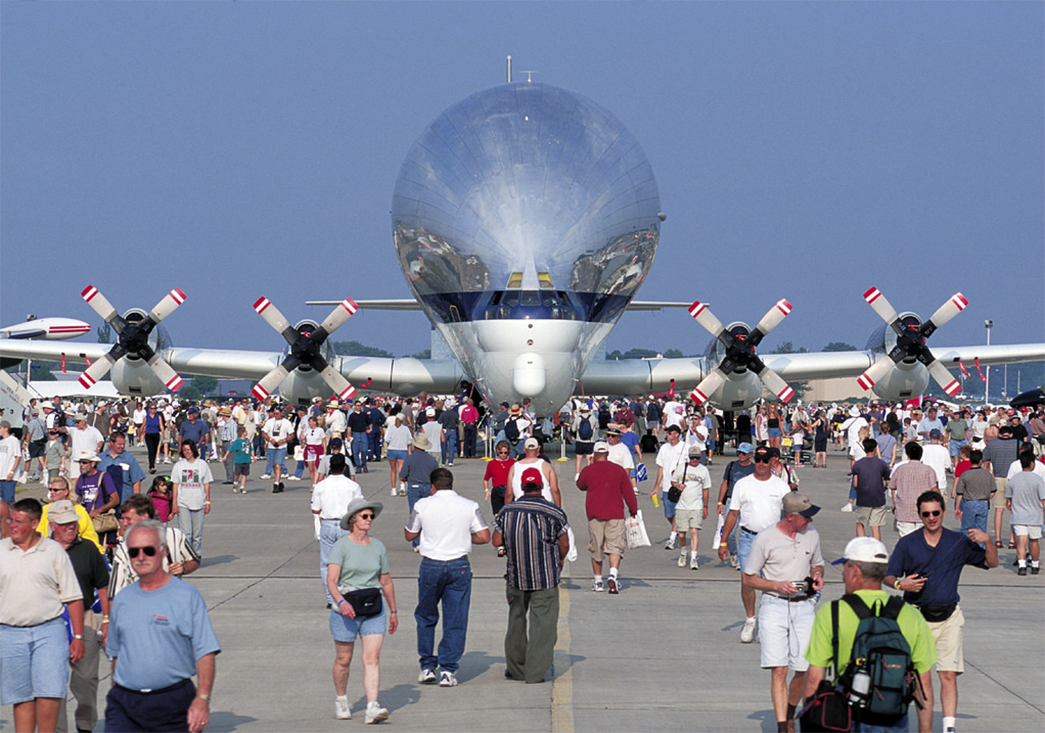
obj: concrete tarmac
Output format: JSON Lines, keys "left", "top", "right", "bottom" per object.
{"left": 4, "top": 441, "right": 1043, "bottom": 732}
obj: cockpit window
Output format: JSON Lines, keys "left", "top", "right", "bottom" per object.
{"left": 519, "top": 290, "right": 541, "bottom": 307}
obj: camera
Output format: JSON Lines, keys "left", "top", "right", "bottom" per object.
{"left": 792, "top": 577, "right": 816, "bottom": 596}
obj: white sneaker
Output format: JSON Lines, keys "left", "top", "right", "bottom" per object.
{"left": 574, "top": 472, "right": 580, "bottom": 481}
{"left": 677, "top": 552, "right": 687, "bottom": 568}
{"left": 690, "top": 557, "right": 699, "bottom": 570}
{"left": 740, "top": 618, "right": 756, "bottom": 643}
{"left": 260, "top": 473, "right": 271, "bottom": 479}
{"left": 365, "top": 701, "right": 389, "bottom": 724}
{"left": 591, "top": 579, "right": 604, "bottom": 592}
{"left": 439, "top": 670, "right": 458, "bottom": 687}
{"left": 664, "top": 536, "right": 676, "bottom": 551}
{"left": 287, "top": 476, "right": 301, "bottom": 481}
{"left": 335, "top": 696, "right": 351, "bottom": 720}
{"left": 418, "top": 668, "right": 437, "bottom": 684}
{"left": 840, "top": 503, "right": 853, "bottom": 513}
{"left": 391, "top": 486, "right": 398, "bottom": 496}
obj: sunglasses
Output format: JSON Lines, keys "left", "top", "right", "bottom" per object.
{"left": 48, "top": 487, "right": 68, "bottom": 493}
{"left": 78, "top": 460, "right": 94, "bottom": 464}
{"left": 920, "top": 510, "right": 942, "bottom": 518}
{"left": 753, "top": 455, "right": 771, "bottom": 463}
{"left": 497, "top": 450, "right": 510, "bottom": 455}
{"left": 128, "top": 546, "right": 158, "bottom": 558}
{"left": 357, "top": 513, "right": 375, "bottom": 520}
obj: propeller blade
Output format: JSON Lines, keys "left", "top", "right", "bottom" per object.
{"left": 81, "top": 285, "right": 127, "bottom": 331}
{"left": 756, "top": 366, "right": 795, "bottom": 403}
{"left": 78, "top": 352, "right": 118, "bottom": 390}
{"left": 318, "top": 364, "right": 357, "bottom": 402}
{"left": 690, "top": 369, "right": 727, "bottom": 405}
{"left": 863, "top": 287, "right": 899, "bottom": 326}
{"left": 253, "top": 297, "right": 299, "bottom": 346}
{"left": 316, "top": 298, "right": 359, "bottom": 338}
{"left": 147, "top": 288, "right": 187, "bottom": 325}
{"left": 750, "top": 299, "right": 793, "bottom": 345}
{"left": 923, "top": 292, "right": 968, "bottom": 336}
{"left": 926, "top": 359, "right": 961, "bottom": 397}
{"left": 145, "top": 352, "right": 184, "bottom": 392}
{"left": 251, "top": 364, "right": 291, "bottom": 401}
{"left": 688, "top": 301, "right": 725, "bottom": 339}
{"left": 856, "top": 355, "right": 896, "bottom": 392}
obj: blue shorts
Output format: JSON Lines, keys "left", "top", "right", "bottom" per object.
{"left": 662, "top": 492, "right": 677, "bottom": 519}
{"left": 737, "top": 526, "right": 757, "bottom": 575}
{"left": 768, "top": 427, "right": 783, "bottom": 439}
{"left": 329, "top": 606, "right": 387, "bottom": 642}
{"left": 0, "top": 617, "right": 70, "bottom": 704}
{"left": 386, "top": 449, "right": 408, "bottom": 462}
{"left": 0, "top": 480, "right": 15, "bottom": 504}
{"left": 949, "top": 439, "right": 968, "bottom": 457}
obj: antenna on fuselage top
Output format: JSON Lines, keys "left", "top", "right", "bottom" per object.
{"left": 520, "top": 70, "right": 537, "bottom": 83}
{"left": 507, "top": 55, "right": 512, "bottom": 83}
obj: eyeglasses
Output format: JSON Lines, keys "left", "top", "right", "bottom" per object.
{"left": 78, "top": 460, "right": 93, "bottom": 465}
{"left": 497, "top": 450, "right": 510, "bottom": 455}
{"left": 920, "top": 510, "right": 942, "bottom": 518}
{"left": 128, "top": 546, "right": 158, "bottom": 558}
{"left": 357, "top": 513, "right": 375, "bottom": 520}
{"left": 48, "top": 487, "right": 68, "bottom": 493}
{"left": 753, "top": 455, "right": 771, "bottom": 463}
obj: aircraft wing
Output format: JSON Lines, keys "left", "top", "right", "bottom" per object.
{"left": 0, "top": 340, "right": 112, "bottom": 365}
{"left": 306, "top": 299, "right": 421, "bottom": 310}
{"left": 624, "top": 301, "right": 692, "bottom": 311}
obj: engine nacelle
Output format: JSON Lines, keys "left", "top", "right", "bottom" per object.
{"left": 708, "top": 370, "right": 765, "bottom": 410}
{"left": 110, "top": 359, "right": 169, "bottom": 397}
{"left": 278, "top": 370, "right": 333, "bottom": 408}
{"left": 864, "top": 316, "right": 931, "bottom": 401}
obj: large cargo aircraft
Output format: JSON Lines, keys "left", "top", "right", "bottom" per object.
{"left": 2, "top": 82, "right": 1042, "bottom": 414}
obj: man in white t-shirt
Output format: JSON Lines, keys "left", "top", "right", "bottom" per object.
{"left": 717, "top": 446, "right": 791, "bottom": 643}
{"left": 68, "top": 416, "right": 105, "bottom": 481}
{"left": 404, "top": 468, "right": 490, "bottom": 688}
{"left": 261, "top": 406, "right": 293, "bottom": 493}
{"left": 310, "top": 454, "right": 364, "bottom": 606}
{"left": 653, "top": 425, "right": 687, "bottom": 549}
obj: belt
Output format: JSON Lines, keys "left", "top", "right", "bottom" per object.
{"left": 116, "top": 678, "right": 192, "bottom": 695}
{"left": 766, "top": 593, "right": 810, "bottom": 603}
{"left": 321, "top": 517, "right": 341, "bottom": 522}
{"left": 740, "top": 526, "right": 758, "bottom": 534}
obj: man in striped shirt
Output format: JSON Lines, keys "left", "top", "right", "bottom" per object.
{"left": 492, "top": 468, "right": 570, "bottom": 684}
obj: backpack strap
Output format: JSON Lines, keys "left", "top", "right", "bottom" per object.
{"left": 881, "top": 595, "right": 905, "bottom": 621}
{"left": 841, "top": 593, "right": 873, "bottom": 621}
{"left": 830, "top": 599, "right": 840, "bottom": 680}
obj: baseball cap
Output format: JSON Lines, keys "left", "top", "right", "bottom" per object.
{"left": 753, "top": 446, "right": 772, "bottom": 462}
{"left": 929, "top": 428, "right": 942, "bottom": 439}
{"left": 737, "top": 442, "right": 753, "bottom": 453}
{"left": 831, "top": 536, "right": 889, "bottom": 566}
{"left": 665, "top": 425, "right": 682, "bottom": 434}
{"left": 593, "top": 441, "right": 610, "bottom": 453}
{"left": 782, "top": 492, "right": 820, "bottom": 518}
{"left": 48, "top": 500, "right": 80, "bottom": 525}
{"left": 688, "top": 445, "right": 702, "bottom": 457}
{"left": 523, "top": 437, "right": 540, "bottom": 450}
{"left": 520, "top": 467, "right": 543, "bottom": 487}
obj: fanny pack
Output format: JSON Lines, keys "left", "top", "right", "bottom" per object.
{"left": 343, "top": 587, "right": 383, "bottom": 618}
{"left": 919, "top": 603, "right": 956, "bottom": 623}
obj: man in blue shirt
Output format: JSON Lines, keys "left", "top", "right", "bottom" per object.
{"left": 106, "top": 519, "right": 220, "bottom": 733}
{"left": 178, "top": 408, "right": 210, "bottom": 458}
{"left": 884, "top": 491, "right": 997, "bottom": 733}
{"left": 97, "top": 431, "right": 146, "bottom": 503}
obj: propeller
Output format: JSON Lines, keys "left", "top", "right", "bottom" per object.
{"left": 856, "top": 287, "right": 967, "bottom": 397}
{"left": 251, "top": 296, "right": 359, "bottom": 402}
{"left": 687, "top": 299, "right": 795, "bottom": 405}
{"left": 77, "top": 286, "right": 186, "bottom": 392}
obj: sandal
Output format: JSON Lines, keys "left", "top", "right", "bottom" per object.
{"left": 994, "top": 541, "right": 1003, "bottom": 548}
{"left": 1008, "top": 542, "right": 1016, "bottom": 549}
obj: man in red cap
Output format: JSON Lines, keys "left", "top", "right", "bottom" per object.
{"left": 577, "top": 442, "right": 637, "bottom": 594}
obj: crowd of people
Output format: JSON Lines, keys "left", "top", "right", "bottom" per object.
{"left": 1, "top": 389, "right": 1043, "bottom": 732}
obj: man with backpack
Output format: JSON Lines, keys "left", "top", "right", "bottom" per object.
{"left": 802, "top": 537, "right": 935, "bottom": 732}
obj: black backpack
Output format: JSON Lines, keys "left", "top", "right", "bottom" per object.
{"left": 837, "top": 594, "right": 922, "bottom": 727}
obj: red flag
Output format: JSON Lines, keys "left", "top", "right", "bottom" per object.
{"left": 61, "top": 354, "right": 66, "bottom": 373}
{"left": 85, "top": 356, "right": 92, "bottom": 368}
{"left": 957, "top": 359, "right": 970, "bottom": 378}
{"left": 974, "top": 358, "right": 987, "bottom": 383}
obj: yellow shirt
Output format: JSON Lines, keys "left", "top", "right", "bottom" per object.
{"left": 37, "top": 502, "right": 104, "bottom": 553}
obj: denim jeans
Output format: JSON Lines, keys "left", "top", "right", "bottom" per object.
{"left": 737, "top": 526, "right": 756, "bottom": 575}
{"left": 293, "top": 454, "right": 306, "bottom": 479}
{"left": 352, "top": 434, "right": 368, "bottom": 470}
{"left": 462, "top": 424, "right": 477, "bottom": 458}
{"left": 441, "top": 431, "right": 458, "bottom": 465}
{"left": 319, "top": 519, "right": 349, "bottom": 604}
{"left": 406, "top": 484, "right": 430, "bottom": 548}
{"left": 960, "top": 499, "right": 989, "bottom": 537}
{"left": 367, "top": 431, "right": 382, "bottom": 462}
{"left": 415, "top": 556, "right": 472, "bottom": 673}
{"left": 177, "top": 507, "right": 205, "bottom": 556}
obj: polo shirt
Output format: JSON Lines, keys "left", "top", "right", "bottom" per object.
{"left": 886, "top": 528, "right": 987, "bottom": 607}
{"left": 108, "top": 577, "right": 221, "bottom": 690}
{"left": 852, "top": 456, "right": 891, "bottom": 508}
{"left": 728, "top": 474, "right": 790, "bottom": 533}
{"left": 406, "top": 490, "right": 487, "bottom": 561}
{"left": 577, "top": 461, "right": 636, "bottom": 520}
{"left": 982, "top": 437, "right": 1019, "bottom": 477}
{"left": 0, "top": 536, "right": 81, "bottom": 626}
{"left": 954, "top": 467, "right": 995, "bottom": 502}
{"left": 178, "top": 419, "right": 208, "bottom": 444}
{"left": 98, "top": 449, "right": 147, "bottom": 501}
{"left": 745, "top": 524, "right": 824, "bottom": 597}
{"left": 888, "top": 461, "right": 939, "bottom": 523}
{"left": 1005, "top": 471, "right": 1045, "bottom": 526}
{"left": 805, "top": 589, "right": 937, "bottom": 675}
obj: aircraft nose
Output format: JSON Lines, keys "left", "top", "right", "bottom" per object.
{"left": 512, "top": 352, "right": 547, "bottom": 397}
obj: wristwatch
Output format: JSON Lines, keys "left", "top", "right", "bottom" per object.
{"left": 72, "top": 634, "right": 84, "bottom": 640}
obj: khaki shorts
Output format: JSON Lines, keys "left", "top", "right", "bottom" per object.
{"left": 856, "top": 505, "right": 889, "bottom": 528}
{"left": 675, "top": 508, "right": 705, "bottom": 532}
{"left": 926, "top": 605, "right": 965, "bottom": 672}
{"left": 588, "top": 518, "right": 626, "bottom": 561}
{"left": 993, "top": 477, "right": 1008, "bottom": 509}
{"left": 1013, "top": 524, "right": 1043, "bottom": 540}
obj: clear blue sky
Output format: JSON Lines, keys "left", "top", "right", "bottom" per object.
{"left": 2, "top": 2, "right": 1042, "bottom": 363}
